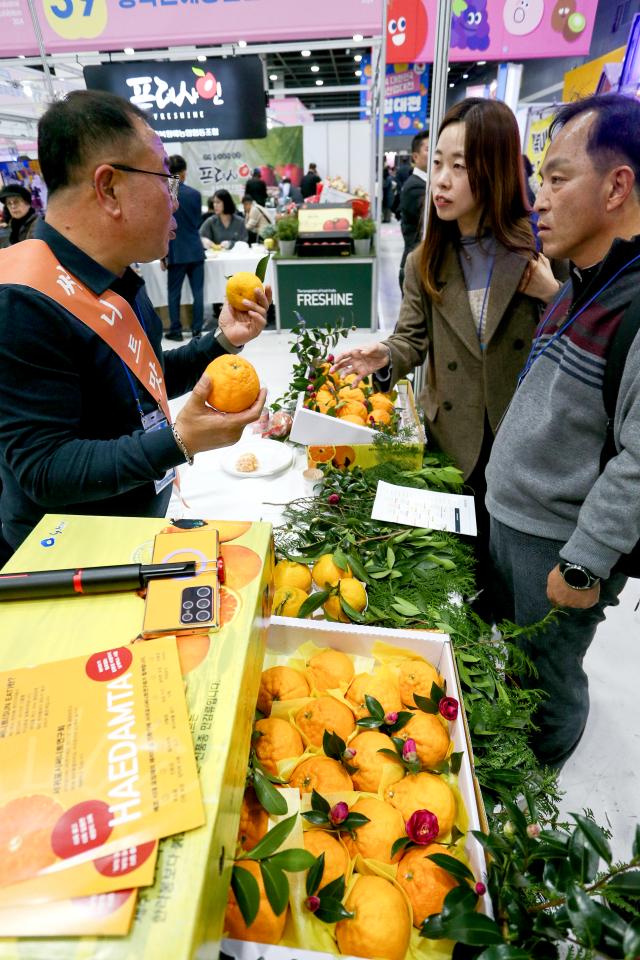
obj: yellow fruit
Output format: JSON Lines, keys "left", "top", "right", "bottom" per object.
{"left": 257, "top": 666, "right": 310, "bottom": 715}
{"left": 369, "top": 393, "right": 395, "bottom": 413}
{"left": 253, "top": 717, "right": 304, "bottom": 775}
{"left": 312, "top": 554, "right": 352, "bottom": 589}
{"left": 273, "top": 560, "right": 312, "bottom": 593}
{"left": 396, "top": 843, "right": 458, "bottom": 927}
{"left": 294, "top": 695, "right": 356, "bottom": 747}
{"left": 338, "top": 386, "right": 366, "bottom": 404}
{"left": 323, "top": 579, "right": 367, "bottom": 623}
{"left": 316, "top": 394, "right": 337, "bottom": 415}
{"left": 205, "top": 354, "right": 260, "bottom": 413}
{"left": 339, "top": 413, "right": 367, "bottom": 425}
{"left": 306, "top": 649, "right": 355, "bottom": 692}
{"left": 238, "top": 787, "right": 268, "bottom": 852}
{"left": 288, "top": 756, "right": 353, "bottom": 795}
{"left": 348, "top": 730, "right": 404, "bottom": 793}
{"left": 346, "top": 671, "right": 402, "bottom": 720}
{"left": 272, "top": 586, "right": 308, "bottom": 617}
{"left": 341, "top": 796, "right": 405, "bottom": 864}
{"left": 303, "top": 830, "right": 349, "bottom": 887}
{"left": 384, "top": 773, "right": 456, "bottom": 838}
{"left": 397, "top": 712, "right": 450, "bottom": 769}
{"left": 367, "top": 408, "right": 391, "bottom": 426}
{"left": 336, "top": 875, "right": 411, "bottom": 960}
{"left": 226, "top": 271, "right": 264, "bottom": 312}
{"left": 398, "top": 659, "right": 444, "bottom": 708}
{"left": 225, "top": 859, "right": 287, "bottom": 944}
{"left": 337, "top": 400, "right": 368, "bottom": 420}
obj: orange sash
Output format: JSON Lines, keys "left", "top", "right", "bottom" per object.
{"left": 0, "top": 239, "right": 171, "bottom": 423}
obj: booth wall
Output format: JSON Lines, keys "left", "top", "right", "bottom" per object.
{"left": 303, "top": 121, "right": 371, "bottom": 197}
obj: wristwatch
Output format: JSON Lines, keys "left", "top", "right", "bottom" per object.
{"left": 558, "top": 561, "right": 600, "bottom": 590}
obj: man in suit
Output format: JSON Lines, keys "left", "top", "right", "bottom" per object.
{"left": 399, "top": 131, "right": 429, "bottom": 292}
{"left": 244, "top": 168, "right": 268, "bottom": 206}
{"left": 300, "top": 163, "right": 321, "bottom": 199}
{"left": 165, "top": 155, "right": 205, "bottom": 341}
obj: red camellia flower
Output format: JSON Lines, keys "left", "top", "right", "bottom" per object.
{"left": 438, "top": 696, "right": 459, "bottom": 721}
{"left": 306, "top": 384, "right": 315, "bottom": 393}
{"left": 342, "top": 747, "right": 357, "bottom": 761}
{"left": 384, "top": 711, "right": 398, "bottom": 725}
{"left": 327, "top": 354, "right": 335, "bottom": 363}
{"left": 329, "top": 802, "right": 349, "bottom": 825}
{"left": 327, "top": 493, "right": 340, "bottom": 505}
{"left": 405, "top": 809, "right": 439, "bottom": 845}
{"left": 475, "top": 881, "right": 487, "bottom": 896}
{"left": 402, "top": 738, "right": 418, "bottom": 762}
{"left": 305, "top": 895, "right": 321, "bottom": 912}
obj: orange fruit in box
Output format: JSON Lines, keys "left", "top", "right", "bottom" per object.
{"left": 238, "top": 787, "right": 268, "bottom": 852}
{"left": 316, "top": 395, "right": 337, "bottom": 415}
{"left": 288, "top": 756, "right": 353, "bottom": 795}
{"left": 370, "top": 393, "right": 395, "bottom": 413}
{"left": 341, "top": 796, "right": 406, "bottom": 864}
{"left": 253, "top": 717, "right": 304, "bottom": 775}
{"left": 0, "top": 795, "right": 64, "bottom": 886}
{"left": 323, "top": 578, "right": 367, "bottom": 623}
{"left": 338, "top": 386, "right": 366, "bottom": 404}
{"left": 273, "top": 560, "right": 311, "bottom": 593}
{"left": 396, "top": 843, "right": 458, "bottom": 927}
{"left": 294, "top": 695, "right": 356, "bottom": 747}
{"left": 336, "top": 875, "right": 411, "bottom": 960}
{"left": 306, "top": 649, "right": 354, "bottom": 692}
{"left": 348, "top": 730, "right": 405, "bottom": 793}
{"left": 337, "top": 400, "right": 368, "bottom": 420}
{"left": 346, "top": 671, "right": 402, "bottom": 720}
{"left": 204, "top": 354, "right": 260, "bottom": 413}
{"left": 312, "top": 554, "right": 352, "bottom": 589}
{"left": 397, "top": 711, "right": 450, "bottom": 769}
{"left": 303, "top": 830, "right": 349, "bottom": 887}
{"left": 384, "top": 772, "right": 456, "bottom": 838}
{"left": 272, "top": 585, "right": 308, "bottom": 618}
{"left": 257, "top": 666, "right": 310, "bottom": 716}
{"left": 398, "top": 659, "right": 444, "bottom": 708}
{"left": 225, "top": 859, "right": 287, "bottom": 944}
{"left": 339, "top": 414, "right": 367, "bottom": 425}
{"left": 367, "top": 408, "right": 391, "bottom": 427}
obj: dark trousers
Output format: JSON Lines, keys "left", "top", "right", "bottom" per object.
{"left": 462, "top": 417, "right": 495, "bottom": 623}
{"left": 167, "top": 261, "right": 204, "bottom": 335}
{"left": 487, "top": 516, "right": 628, "bottom": 769}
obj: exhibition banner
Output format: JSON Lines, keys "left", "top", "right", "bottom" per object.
{"left": 0, "top": 0, "right": 383, "bottom": 57}
{"left": 276, "top": 260, "right": 373, "bottom": 330}
{"left": 524, "top": 108, "right": 554, "bottom": 175}
{"left": 360, "top": 57, "right": 429, "bottom": 136}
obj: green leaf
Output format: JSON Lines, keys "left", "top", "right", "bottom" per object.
{"left": 633, "top": 824, "right": 640, "bottom": 859}
{"left": 231, "top": 864, "right": 260, "bottom": 927}
{"left": 386, "top": 711, "right": 413, "bottom": 733}
{"left": 427, "top": 853, "right": 476, "bottom": 884}
{"left": 239, "top": 814, "right": 297, "bottom": 861}
{"left": 339, "top": 596, "right": 367, "bottom": 624}
{"left": 391, "top": 836, "right": 413, "bottom": 858}
{"left": 476, "top": 948, "right": 530, "bottom": 959}
{"left": 269, "top": 848, "right": 316, "bottom": 872}
{"left": 414, "top": 693, "right": 438, "bottom": 714}
{"left": 364, "top": 694, "right": 385, "bottom": 721}
{"left": 333, "top": 546, "right": 349, "bottom": 570}
{"left": 355, "top": 716, "right": 382, "bottom": 729}
{"left": 441, "top": 884, "right": 479, "bottom": 915}
{"left": 297, "top": 589, "right": 330, "bottom": 619}
{"left": 623, "top": 918, "right": 640, "bottom": 958}
{"left": 566, "top": 882, "right": 602, "bottom": 948}
{"left": 450, "top": 751, "right": 463, "bottom": 775}
{"left": 192, "top": 66, "right": 205, "bottom": 76}
{"left": 378, "top": 747, "right": 404, "bottom": 762}
{"left": 306, "top": 852, "right": 325, "bottom": 896}
{"left": 314, "top": 899, "right": 354, "bottom": 924}
{"left": 302, "top": 810, "right": 330, "bottom": 826}
{"left": 568, "top": 826, "right": 600, "bottom": 884}
{"left": 318, "top": 875, "right": 346, "bottom": 900}
{"left": 606, "top": 870, "right": 640, "bottom": 896}
{"left": 323, "top": 729, "right": 347, "bottom": 760}
{"left": 255, "top": 253, "right": 270, "bottom": 284}
{"left": 386, "top": 546, "right": 395, "bottom": 568}
{"left": 260, "top": 859, "right": 289, "bottom": 915}
{"left": 310, "top": 789, "right": 330, "bottom": 814}
{"left": 430, "top": 911, "right": 504, "bottom": 946}
{"left": 347, "top": 552, "right": 369, "bottom": 582}
{"left": 391, "top": 598, "right": 422, "bottom": 617}
{"left": 253, "top": 767, "right": 288, "bottom": 816}
{"left": 572, "top": 813, "right": 612, "bottom": 865}
{"left": 343, "top": 812, "right": 370, "bottom": 830}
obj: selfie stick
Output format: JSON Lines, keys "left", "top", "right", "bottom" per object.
{"left": 0, "top": 561, "right": 197, "bottom": 601}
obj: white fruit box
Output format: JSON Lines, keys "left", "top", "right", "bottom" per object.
{"left": 222, "top": 617, "right": 491, "bottom": 960}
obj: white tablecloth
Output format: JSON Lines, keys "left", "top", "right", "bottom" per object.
{"left": 138, "top": 245, "right": 274, "bottom": 308}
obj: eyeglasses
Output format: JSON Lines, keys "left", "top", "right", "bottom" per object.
{"left": 108, "top": 163, "right": 180, "bottom": 201}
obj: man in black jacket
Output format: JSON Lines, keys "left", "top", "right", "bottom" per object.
{"left": 399, "top": 130, "right": 429, "bottom": 292}
{"left": 0, "top": 91, "right": 269, "bottom": 551}
{"left": 300, "top": 163, "right": 321, "bottom": 199}
{"left": 244, "top": 168, "right": 268, "bottom": 206}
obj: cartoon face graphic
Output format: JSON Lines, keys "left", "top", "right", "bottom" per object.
{"left": 450, "top": 0, "right": 491, "bottom": 51}
{"left": 503, "top": 0, "right": 544, "bottom": 36}
{"left": 386, "top": 0, "right": 428, "bottom": 63}
{"left": 551, "top": 0, "right": 586, "bottom": 40}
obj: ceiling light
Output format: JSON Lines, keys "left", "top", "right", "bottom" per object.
{"left": 124, "top": 47, "right": 134, "bottom": 55}
{"left": 462, "top": 73, "right": 469, "bottom": 79}
{"left": 269, "top": 73, "right": 278, "bottom": 81}
{"left": 238, "top": 39, "right": 247, "bottom": 47}
{"left": 18, "top": 54, "right": 25, "bottom": 59}
{"left": 449, "top": 82, "right": 455, "bottom": 88}
{"left": 447, "top": 66, "right": 450, "bottom": 72}
{"left": 311, "top": 64, "right": 320, "bottom": 73}
{"left": 197, "top": 55, "right": 206, "bottom": 62}
{"left": 301, "top": 49, "right": 311, "bottom": 57}
{"left": 315, "top": 79, "right": 324, "bottom": 86}
{"left": 477, "top": 60, "right": 486, "bottom": 65}
{"left": 354, "top": 54, "right": 362, "bottom": 62}
{"left": 355, "top": 69, "right": 362, "bottom": 77}
{"left": 353, "top": 33, "right": 364, "bottom": 41}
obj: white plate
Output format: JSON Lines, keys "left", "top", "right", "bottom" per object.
{"left": 220, "top": 440, "right": 294, "bottom": 479}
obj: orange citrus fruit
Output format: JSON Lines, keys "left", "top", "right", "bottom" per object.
{"left": 272, "top": 586, "right": 308, "bottom": 617}
{"left": 288, "top": 756, "right": 353, "bottom": 795}
{"left": 257, "top": 666, "right": 310, "bottom": 715}
{"left": 303, "top": 830, "right": 349, "bottom": 887}
{"left": 308, "top": 445, "right": 335, "bottom": 464}
{"left": 346, "top": 671, "right": 402, "bottom": 720}
{"left": 316, "top": 394, "right": 337, "bottom": 415}
{"left": 312, "top": 554, "right": 352, "bottom": 589}
{"left": 294, "top": 695, "right": 356, "bottom": 747}
{"left": 369, "top": 393, "right": 395, "bottom": 413}
{"left": 384, "top": 773, "right": 456, "bottom": 838}
{"left": 225, "top": 859, "right": 287, "bottom": 944}
{"left": 336, "top": 874, "right": 411, "bottom": 960}
{"left": 220, "top": 544, "right": 263, "bottom": 591}
{"left": 341, "top": 796, "right": 405, "bottom": 864}
{"left": 220, "top": 585, "right": 242, "bottom": 626}
{"left": 0, "top": 795, "right": 64, "bottom": 886}
{"left": 273, "top": 560, "right": 312, "bottom": 593}
{"left": 238, "top": 787, "right": 268, "bottom": 852}
{"left": 175, "top": 631, "right": 211, "bottom": 674}
{"left": 396, "top": 843, "right": 458, "bottom": 927}
{"left": 338, "top": 386, "right": 366, "bottom": 404}
{"left": 209, "top": 520, "right": 252, "bottom": 542}
{"left": 398, "top": 659, "right": 444, "bottom": 708}
{"left": 306, "top": 649, "right": 355, "bottom": 692}
{"left": 367, "top": 408, "right": 391, "bottom": 426}
{"left": 338, "top": 400, "right": 368, "bottom": 420}
{"left": 225, "top": 271, "right": 264, "bottom": 312}
{"left": 348, "top": 730, "right": 404, "bottom": 793}
{"left": 254, "top": 717, "right": 304, "bottom": 775}
{"left": 397, "top": 712, "right": 450, "bottom": 768}
{"left": 339, "top": 414, "right": 366, "bottom": 425}
{"left": 332, "top": 445, "right": 357, "bottom": 468}
{"left": 205, "top": 354, "right": 260, "bottom": 413}
{"left": 323, "top": 578, "right": 367, "bottom": 622}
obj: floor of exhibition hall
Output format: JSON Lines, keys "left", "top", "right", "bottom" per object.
{"left": 163, "top": 221, "right": 640, "bottom": 861}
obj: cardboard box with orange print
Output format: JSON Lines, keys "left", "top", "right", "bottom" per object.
{"left": 0, "top": 514, "right": 273, "bottom": 955}
{"left": 289, "top": 379, "right": 425, "bottom": 471}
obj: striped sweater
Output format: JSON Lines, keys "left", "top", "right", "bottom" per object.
{"left": 486, "top": 235, "right": 640, "bottom": 579}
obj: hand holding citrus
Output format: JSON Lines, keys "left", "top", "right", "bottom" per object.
{"left": 226, "top": 271, "right": 264, "bottom": 312}
{"left": 204, "top": 355, "right": 261, "bottom": 413}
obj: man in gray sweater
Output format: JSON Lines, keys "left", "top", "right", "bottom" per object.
{"left": 485, "top": 93, "right": 640, "bottom": 768}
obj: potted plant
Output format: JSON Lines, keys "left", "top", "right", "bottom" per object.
{"left": 351, "top": 216, "right": 375, "bottom": 256}
{"left": 261, "top": 223, "right": 277, "bottom": 252}
{"left": 276, "top": 216, "right": 298, "bottom": 257}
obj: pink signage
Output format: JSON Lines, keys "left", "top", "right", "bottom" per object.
{"left": 0, "top": 0, "right": 384, "bottom": 57}
{"left": 386, "top": 0, "right": 599, "bottom": 63}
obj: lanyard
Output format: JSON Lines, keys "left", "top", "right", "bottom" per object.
{"left": 518, "top": 251, "right": 640, "bottom": 387}
{"left": 120, "top": 304, "right": 148, "bottom": 421}
{"left": 477, "top": 255, "right": 495, "bottom": 348}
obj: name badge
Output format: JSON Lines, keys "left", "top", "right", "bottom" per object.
{"left": 142, "top": 409, "right": 177, "bottom": 494}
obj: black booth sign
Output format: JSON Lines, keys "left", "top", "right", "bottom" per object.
{"left": 83, "top": 56, "right": 266, "bottom": 143}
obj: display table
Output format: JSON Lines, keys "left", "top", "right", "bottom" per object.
{"left": 138, "top": 245, "right": 275, "bottom": 309}
{"left": 272, "top": 254, "right": 376, "bottom": 330}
